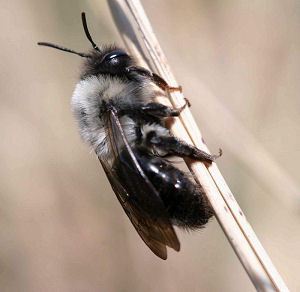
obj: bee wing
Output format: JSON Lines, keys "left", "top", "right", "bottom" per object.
{"left": 99, "top": 108, "right": 180, "bottom": 259}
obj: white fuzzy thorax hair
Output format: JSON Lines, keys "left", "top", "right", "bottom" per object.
{"left": 71, "top": 75, "right": 168, "bottom": 159}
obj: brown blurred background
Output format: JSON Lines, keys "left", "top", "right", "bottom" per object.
{"left": 0, "top": 0, "right": 299, "bottom": 291}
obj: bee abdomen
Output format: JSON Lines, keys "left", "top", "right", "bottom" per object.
{"left": 137, "top": 154, "right": 214, "bottom": 229}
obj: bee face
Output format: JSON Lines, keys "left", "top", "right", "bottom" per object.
{"left": 81, "top": 47, "right": 134, "bottom": 79}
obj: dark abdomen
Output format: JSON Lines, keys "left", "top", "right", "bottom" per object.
{"left": 137, "top": 153, "right": 213, "bottom": 229}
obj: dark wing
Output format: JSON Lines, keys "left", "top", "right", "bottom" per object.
{"left": 99, "top": 108, "right": 180, "bottom": 259}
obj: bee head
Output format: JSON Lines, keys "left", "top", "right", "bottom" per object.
{"left": 81, "top": 46, "right": 133, "bottom": 78}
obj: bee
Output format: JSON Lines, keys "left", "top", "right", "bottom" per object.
{"left": 38, "top": 13, "right": 221, "bottom": 259}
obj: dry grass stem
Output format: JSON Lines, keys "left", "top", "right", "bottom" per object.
{"left": 107, "top": 0, "right": 289, "bottom": 291}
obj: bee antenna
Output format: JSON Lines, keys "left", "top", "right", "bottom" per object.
{"left": 81, "top": 12, "right": 100, "bottom": 51}
{"left": 37, "top": 42, "right": 90, "bottom": 58}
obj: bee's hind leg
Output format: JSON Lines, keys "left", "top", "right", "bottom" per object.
{"left": 148, "top": 133, "right": 222, "bottom": 163}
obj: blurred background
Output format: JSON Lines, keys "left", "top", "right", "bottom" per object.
{"left": 1, "top": 0, "right": 299, "bottom": 291}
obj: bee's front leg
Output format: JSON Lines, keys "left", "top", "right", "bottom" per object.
{"left": 125, "top": 66, "right": 183, "bottom": 94}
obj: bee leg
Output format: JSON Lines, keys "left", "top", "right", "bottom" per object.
{"left": 148, "top": 135, "right": 222, "bottom": 163}
{"left": 151, "top": 73, "right": 182, "bottom": 93}
{"left": 174, "top": 98, "right": 191, "bottom": 113}
{"left": 141, "top": 100, "right": 189, "bottom": 117}
{"left": 150, "top": 73, "right": 191, "bottom": 107}
{"left": 125, "top": 66, "right": 183, "bottom": 94}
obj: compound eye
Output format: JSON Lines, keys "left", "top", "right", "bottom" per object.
{"left": 102, "top": 50, "right": 128, "bottom": 63}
